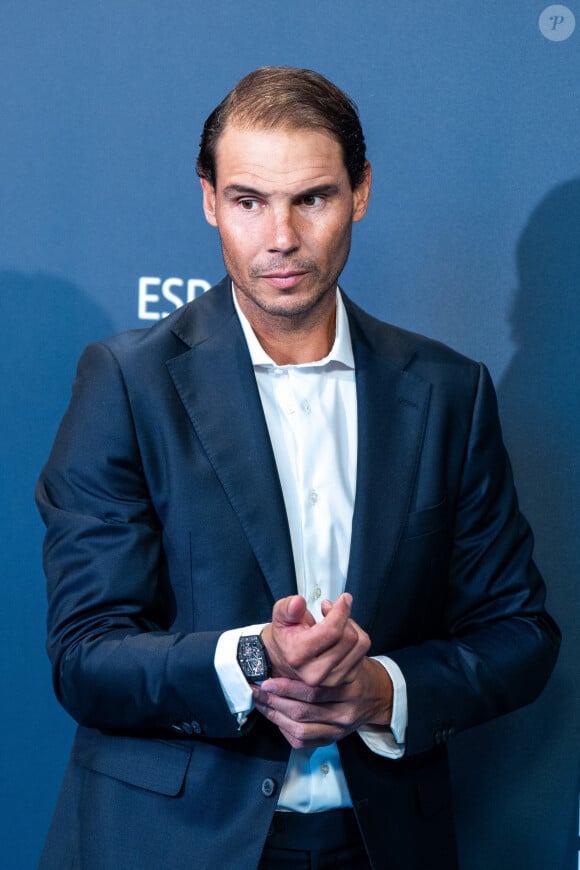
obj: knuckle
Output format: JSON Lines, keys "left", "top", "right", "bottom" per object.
{"left": 326, "top": 623, "right": 343, "bottom": 645}
{"left": 299, "top": 701, "right": 315, "bottom": 720}
{"left": 302, "top": 667, "right": 324, "bottom": 688}
{"left": 285, "top": 648, "right": 304, "bottom": 670}
{"left": 320, "top": 672, "right": 341, "bottom": 688}
{"left": 305, "top": 686, "right": 319, "bottom": 704}
{"left": 344, "top": 623, "right": 357, "bottom": 641}
{"left": 337, "top": 708, "right": 354, "bottom": 727}
{"left": 293, "top": 722, "right": 309, "bottom": 743}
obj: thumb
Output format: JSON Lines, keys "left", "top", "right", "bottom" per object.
{"left": 274, "top": 595, "right": 313, "bottom": 627}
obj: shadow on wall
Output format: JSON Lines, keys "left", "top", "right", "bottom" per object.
{"left": 450, "top": 181, "right": 580, "bottom": 870}
{"left": 0, "top": 270, "right": 114, "bottom": 520}
{"left": 0, "top": 271, "right": 114, "bottom": 868}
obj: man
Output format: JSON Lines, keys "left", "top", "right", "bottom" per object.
{"left": 36, "top": 67, "right": 560, "bottom": 869}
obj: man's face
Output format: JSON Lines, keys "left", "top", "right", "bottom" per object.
{"left": 200, "top": 124, "right": 371, "bottom": 327}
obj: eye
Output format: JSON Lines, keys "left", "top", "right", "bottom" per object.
{"left": 239, "top": 198, "right": 259, "bottom": 211}
{"left": 301, "top": 194, "right": 324, "bottom": 207}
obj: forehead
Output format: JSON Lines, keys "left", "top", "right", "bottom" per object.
{"left": 213, "top": 124, "right": 348, "bottom": 190}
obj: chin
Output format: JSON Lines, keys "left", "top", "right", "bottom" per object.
{"left": 262, "top": 297, "right": 324, "bottom": 319}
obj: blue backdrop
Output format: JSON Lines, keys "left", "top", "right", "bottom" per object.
{"left": 1, "top": 2, "right": 578, "bottom": 867}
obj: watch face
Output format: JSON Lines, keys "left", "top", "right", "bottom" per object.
{"left": 238, "top": 636, "right": 268, "bottom": 680}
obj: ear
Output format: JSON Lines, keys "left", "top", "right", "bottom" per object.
{"left": 200, "top": 178, "right": 218, "bottom": 227}
{"left": 352, "top": 161, "right": 372, "bottom": 223}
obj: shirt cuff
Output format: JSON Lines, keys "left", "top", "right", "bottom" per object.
{"left": 214, "top": 624, "right": 268, "bottom": 727}
{"left": 357, "top": 655, "right": 407, "bottom": 758}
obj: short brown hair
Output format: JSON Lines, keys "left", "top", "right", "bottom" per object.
{"left": 196, "top": 66, "right": 367, "bottom": 189}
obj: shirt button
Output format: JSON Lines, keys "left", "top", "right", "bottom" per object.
{"left": 302, "top": 401, "right": 312, "bottom": 414}
{"left": 313, "top": 587, "right": 322, "bottom": 600}
{"left": 309, "top": 490, "right": 319, "bottom": 504}
{"left": 320, "top": 763, "right": 330, "bottom": 776}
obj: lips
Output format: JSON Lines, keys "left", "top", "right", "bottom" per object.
{"left": 259, "top": 271, "right": 308, "bottom": 289}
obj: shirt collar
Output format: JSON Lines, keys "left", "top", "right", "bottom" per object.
{"left": 232, "top": 284, "right": 355, "bottom": 370}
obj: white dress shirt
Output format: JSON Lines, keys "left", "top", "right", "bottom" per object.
{"left": 215, "top": 287, "right": 407, "bottom": 812}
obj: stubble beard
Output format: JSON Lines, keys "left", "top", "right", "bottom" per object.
{"left": 228, "top": 245, "right": 350, "bottom": 330}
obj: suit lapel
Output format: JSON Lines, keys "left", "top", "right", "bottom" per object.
{"left": 345, "top": 301, "right": 431, "bottom": 632}
{"left": 164, "top": 282, "right": 431, "bottom": 624}
{"left": 166, "top": 281, "right": 296, "bottom": 604}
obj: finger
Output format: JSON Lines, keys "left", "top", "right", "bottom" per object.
{"left": 266, "top": 610, "right": 356, "bottom": 679}
{"left": 272, "top": 595, "right": 313, "bottom": 627}
{"left": 254, "top": 678, "right": 319, "bottom": 703}
{"left": 296, "top": 620, "right": 371, "bottom": 688}
{"left": 255, "top": 677, "right": 356, "bottom": 704}
{"left": 281, "top": 628, "right": 359, "bottom": 684}
{"left": 253, "top": 694, "right": 358, "bottom": 749}
{"left": 320, "top": 599, "right": 333, "bottom": 618}
{"left": 315, "top": 626, "right": 371, "bottom": 687}
{"left": 293, "top": 593, "right": 354, "bottom": 660}
{"left": 276, "top": 719, "right": 340, "bottom": 750}
{"left": 262, "top": 597, "right": 317, "bottom": 678}
{"left": 322, "top": 592, "right": 352, "bottom": 619}
{"left": 264, "top": 595, "right": 361, "bottom": 684}
{"left": 253, "top": 694, "right": 340, "bottom": 739}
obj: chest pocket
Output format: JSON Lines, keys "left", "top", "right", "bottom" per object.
{"left": 404, "top": 498, "right": 448, "bottom": 540}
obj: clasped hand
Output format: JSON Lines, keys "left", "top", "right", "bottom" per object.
{"left": 255, "top": 594, "right": 393, "bottom": 749}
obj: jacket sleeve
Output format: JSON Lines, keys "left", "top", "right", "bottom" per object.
{"left": 387, "top": 364, "right": 560, "bottom": 756}
{"left": 36, "top": 341, "right": 243, "bottom": 739}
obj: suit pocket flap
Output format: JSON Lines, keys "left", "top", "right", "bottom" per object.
{"left": 405, "top": 499, "right": 448, "bottom": 539}
{"left": 73, "top": 726, "right": 192, "bottom": 796}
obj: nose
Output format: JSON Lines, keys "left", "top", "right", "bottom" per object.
{"left": 268, "top": 205, "right": 300, "bottom": 255}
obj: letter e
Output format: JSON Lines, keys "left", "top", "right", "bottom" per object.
{"left": 138, "top": 277, "right": 161, "bottom": 321}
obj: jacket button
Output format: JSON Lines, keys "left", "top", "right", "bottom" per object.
{"left": 261, "top": 778, "right": 277, "bottom": 797}
{"left": 179, "top": 720, "right": 203, "bottom": 735}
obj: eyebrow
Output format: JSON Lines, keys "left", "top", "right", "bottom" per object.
{"left": 222, "top": 183, "right": 341, "bottom": 200}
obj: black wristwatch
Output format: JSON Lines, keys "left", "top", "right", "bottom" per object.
{"left": 237, "top": 634, "right": 272, "bottom": 682}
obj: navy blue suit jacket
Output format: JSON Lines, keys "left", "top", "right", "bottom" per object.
{"left": 36, "top": 277, "right": 560, "bottom": 869}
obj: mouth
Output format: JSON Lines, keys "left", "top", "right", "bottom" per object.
{"left": 259, "top": 271, "right": 308, "bottom": 290}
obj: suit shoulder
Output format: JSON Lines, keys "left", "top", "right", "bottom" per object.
{"left": 345, "top": 295, "right": 480, "bottom": 375}
{"left": 86, "top": 277, "right": 233, "bottom": 368}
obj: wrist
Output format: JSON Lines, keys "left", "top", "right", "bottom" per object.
{"left": 259, "top": 623, "right": 282, "bottom": 677}
{"left": 364, "top": 657, "right": 394, "bottom": 726}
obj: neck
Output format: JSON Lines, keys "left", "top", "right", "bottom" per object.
{"left": 254, "top": 315, "right": 336, "bottom": 365}
{"left": 234, "top": 287, "right": 337, "bottom": 365}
